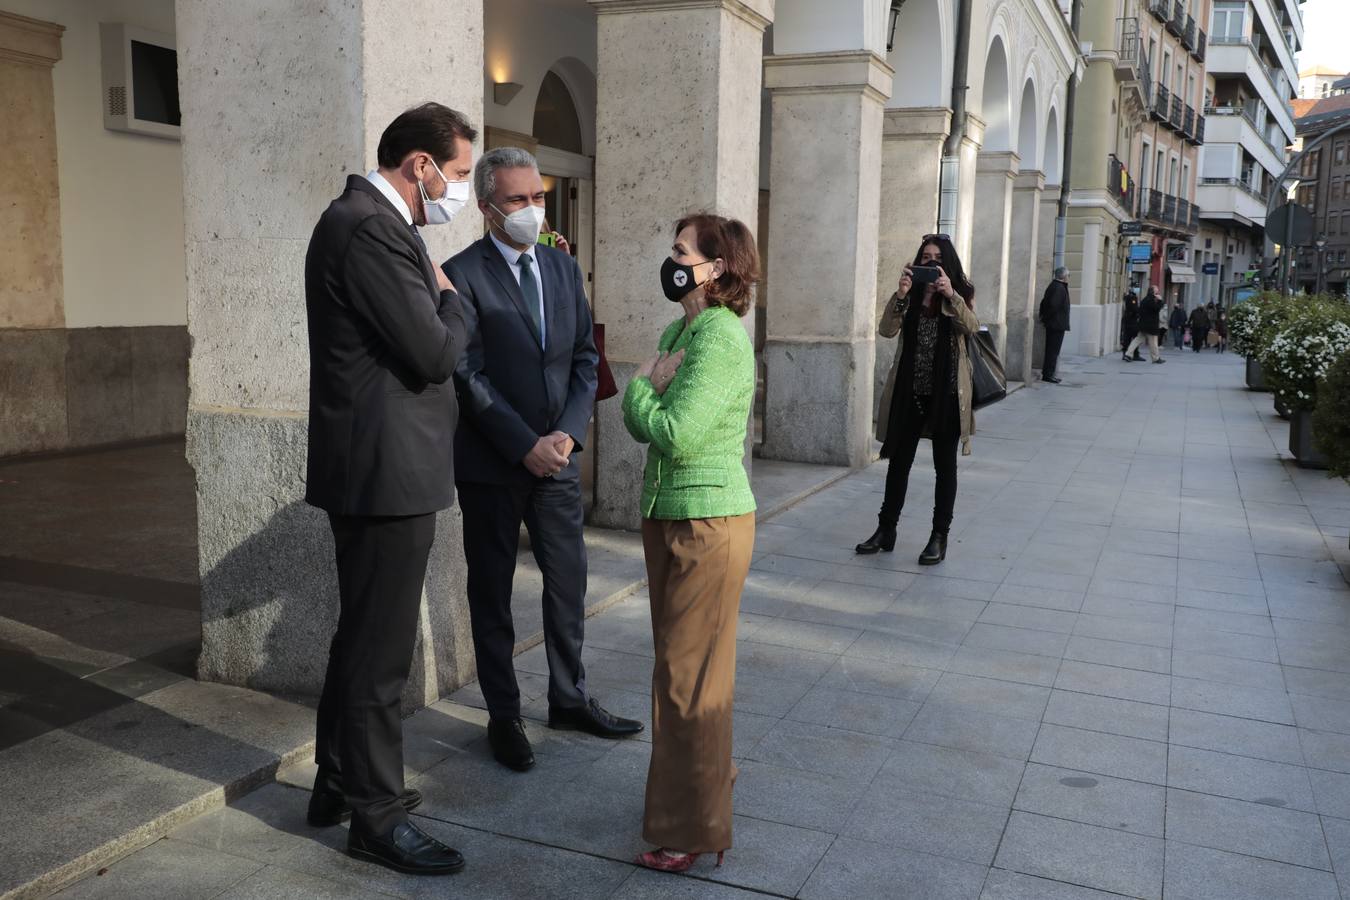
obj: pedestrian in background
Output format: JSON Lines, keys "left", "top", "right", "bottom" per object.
{"left": 1214, "top": 309, "right": 1228, "bottom": 353}
{"left": 1168, "top": 301, "right": 1186, "bottom": 349}
{"left": 1188, "top": 303, "right": 1210, "bottom": 354}
{"left": 857, "top": 234, "right": 979, "bottom": 566}
{"left": 624, "top": 213, "right": 759, "bottom": 874}
{"left": 1038, "top": 267, "right": 1071, "bottom": 384}
{"left": 1121, "top": 289, "right": 1141, "bottom": 360}
{"left": 1124, "top": 285, "right": 1165, "bottom": 364}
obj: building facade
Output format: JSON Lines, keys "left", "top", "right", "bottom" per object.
{"left": 1299, "top": 65, "right": 1346, "bottom": 100}
{"left": 1293, "top": 97, "right": 1350, "bottom": 296}
{"left": 1194, "top": 0, "right": 1302, "bottom": 307}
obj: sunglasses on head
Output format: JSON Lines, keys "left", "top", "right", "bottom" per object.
{"left": 922, "top": 233, "right": 951, "bottom": 242}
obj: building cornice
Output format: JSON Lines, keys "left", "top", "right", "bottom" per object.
{"left": 0, "top": 11, "right": 63, "bottom": 68}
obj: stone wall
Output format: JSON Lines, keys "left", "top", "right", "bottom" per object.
{"left": 0, "top": 326, "right": 188, "bottom": 457}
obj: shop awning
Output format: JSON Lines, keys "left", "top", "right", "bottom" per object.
{"left": 1168, "top": 263, "right": 1197, "bottom": 283}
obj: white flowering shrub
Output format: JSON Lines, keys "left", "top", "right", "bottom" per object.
{"left": 1229, "top": 292, "right": 1294, "bottom": 358}
{"left": 1259, "top": 299, "right": 1350, "bottom": 412}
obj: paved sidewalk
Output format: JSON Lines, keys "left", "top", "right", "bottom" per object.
{"left": 58, "top": 349, "right": 1350, "bottom": 899}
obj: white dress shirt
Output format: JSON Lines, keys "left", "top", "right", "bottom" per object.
{"left": 365, "top": 170, "right": 413, "bottom": 225}
{"left": 488, "top": 230, "right": 546, "bottom": 348}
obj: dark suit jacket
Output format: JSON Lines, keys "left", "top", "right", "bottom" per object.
{"left": 444, "top": 235, "right": 598, "bottom": 485}
{"left": 303, "top": 175, "right": 467, "bottom": 516}
{"left": 1039, "top": 279, "right": 1071, "bottom": 332}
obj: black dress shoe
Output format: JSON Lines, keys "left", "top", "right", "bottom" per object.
{"left": 307, "top": 787, "right": 423, "bottom": 827}
{"left": 918, "top": 530, "right": 948, "bottom": 566}
{"left": 347, "top": 820, "right": 464, "bottom": 875}
{"left": 488, "top": 717, "right": 535, "bottom": 771}
{"left": 1043, "top": 375, "right": 1062, "bottom": 384}
{"left": 855, "top": 524, "right": 896, "bottom": 554}
{"left": 548, "top": 697, "right": 644, "bottom": 738}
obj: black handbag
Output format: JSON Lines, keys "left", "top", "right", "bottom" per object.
{"left": 967, "top": 329, "right": 1006, "bottom": 409}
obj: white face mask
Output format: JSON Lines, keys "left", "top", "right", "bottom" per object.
{"left": 419, "top": 161, "right": 470, "bottom": 225}
{"left": 490, "top": 202, "right": 546, "bottom": 245}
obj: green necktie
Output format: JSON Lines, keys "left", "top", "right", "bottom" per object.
{"left": 518, "top": 253, "right": 542, "bottom": 345}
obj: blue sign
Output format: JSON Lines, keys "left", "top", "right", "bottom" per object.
{"left": 1128, "top": 244, "right": 1152, "bottom": 264}
{"left": 1202, "top": 262, "right": 1219, "bottom": 275}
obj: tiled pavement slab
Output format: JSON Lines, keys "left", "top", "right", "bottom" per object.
{"left": 58, "top": 351, "right": 1350, "bottom": 897}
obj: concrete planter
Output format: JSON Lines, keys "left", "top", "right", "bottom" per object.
{"left": 1246, "top": 356, "right": 1271, "bottom": 391}
{"left": 1275, "top": 395, "right": 1291, "bottom": 420}
{"left": 1290, "top": 409, "right": 1329, "bottom": 469}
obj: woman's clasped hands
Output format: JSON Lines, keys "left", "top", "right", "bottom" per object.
{"left": 637, "top": 349, "right": 686, "bottom": 396}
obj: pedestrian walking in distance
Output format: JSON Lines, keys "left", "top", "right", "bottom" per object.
{"left": 1188, "top": 303, "right": 1211, "bottom": 354}
{"left": 1038, "top": 266, "right": 1071, "bottom": 384}
{"left": 1124, "top": 285, "right": 1165, "bottom": 364}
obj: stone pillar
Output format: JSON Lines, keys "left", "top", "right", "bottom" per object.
{"left": 970, "top": 150, "right": 1019, "bottom": 358}
{"left": 1032, "top": 184, "right": 1060, "bottom": 368}
{"left": 588, "top": 0, "right": 772, "bottom": 528}
{"left": 950, "top": 115, "right": 985, "bottom": 270}
{"left": 758, "top": 52, "right": 891, "bottom": 467}
{"left": 874, "top": 107, "right": 950, "bottom": 420}
{"left": 178, "top": 0, "right": 484, "bottom": 706}
{"left": 0, "top": 12, "right": 64, "bottom": 329}
{"left": 1004, "top": 169, "right": 1044, "bottom": 382}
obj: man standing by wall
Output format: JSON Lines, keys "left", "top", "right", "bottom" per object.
{"left": 444, "top": 148, "right": 642, "bottom": 775}
{"left": 303, "top": 103, "right": 476, "bottom": 876}
{"left": 1038, "top": 267, "right": 1071, "bottom": 384}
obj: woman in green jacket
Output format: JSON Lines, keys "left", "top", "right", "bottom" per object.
{"left": 622, "top": 213, "right": 758, "bottom": 874}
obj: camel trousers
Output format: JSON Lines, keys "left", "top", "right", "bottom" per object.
{"left": 640, "top": 512, "right": 755, "bottom": 853}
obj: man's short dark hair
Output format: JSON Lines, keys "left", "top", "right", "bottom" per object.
{"left": 377, "top": 102, "right": 477, "bottom": 169}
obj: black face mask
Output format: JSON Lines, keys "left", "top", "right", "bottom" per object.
{"left": 660, "top": 256, "right": 709, "bottom": 302}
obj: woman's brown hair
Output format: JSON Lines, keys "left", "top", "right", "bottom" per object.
{"left": 675, "top": 213, "right": 760, "bottom": 317}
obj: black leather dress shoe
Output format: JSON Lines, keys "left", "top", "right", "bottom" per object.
{"left": 347, "top": 820, "right": 464, "bottom": 875}
{"left": 918, "top": 530, "right": 948, "bottom": 566}
{"left": 549, "top": 697, "right": 644, "bottom": 738}
{"left": 307, "top": 787, "right": 422, "bottom": 827}
{"left": 1043, "top": 375, "right": 1062, "bottom": 384}
{"left": 855, "top": 524, "right": 896, "bottom": 554}
{"left": 488, "top": 717, "right": 535, "bottom": 771}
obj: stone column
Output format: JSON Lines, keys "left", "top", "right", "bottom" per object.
{"left": 1033, "top": 184, "right": 1060, "bottom": 368}
{"left": 178, "top": 0, "right": 484, "bottom": 707}
{"left": 1004, "top": 169, "right": 1044, "bottom": 382}
{"left": 950, "top": 115, "right": 985, "bottom": 270}
{"left": 587, "top": 0, "right": 772, "bottom": 529}
{"left": 874, "top": 107, "right": 950, "bottom": 420}
{"left": 758, "top": 51, "right": 891, "bottom": 467}
{"left": 970, "top": 150, "right": 1019, "bottom": 358}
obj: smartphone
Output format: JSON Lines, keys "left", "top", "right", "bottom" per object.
{"left": 910, "top": 265, "right": 940, "bottom": 285}
{"left": 537, "top": 232, "right": 557, "bottom": 248}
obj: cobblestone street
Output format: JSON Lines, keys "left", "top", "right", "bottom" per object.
{"left": 61, "top": 348, "right": 1350, "bottom": 900}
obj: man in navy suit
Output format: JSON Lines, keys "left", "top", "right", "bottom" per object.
{"left": 443, "top": 148, "right": 642, "bottom": 771}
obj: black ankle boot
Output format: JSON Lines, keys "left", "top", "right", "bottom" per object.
{"left": 918, "top": 530, "right": 947, "bottom": 565}
{"left": 856, "top": 523, "right": 896, "bottom": 554}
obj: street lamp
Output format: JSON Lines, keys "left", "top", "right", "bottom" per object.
{"left": 1315, "top": 236, "right": 1328, "bottom": 295}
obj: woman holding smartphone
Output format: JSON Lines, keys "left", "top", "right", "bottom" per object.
{"left": 856, "top": 234, "right": 979, "bottom": 565}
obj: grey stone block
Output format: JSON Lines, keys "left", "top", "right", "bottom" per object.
{"left": 0, "top": 328, "right": 68, "bottom": 456}
{"left": 1062, "top": 636, "right": 1170, "bottom": 674}
{"left": 1030, "top": 723, "right": 1167, "bottom": 785}
{"left": 1053, "top": 659, "right": 1170, "bottom": 706}
{"left": 1169, "top": 676, "right": 1294, "bottom": 725}
{"left": 977, "top": 602, "right": 1079, "bottom": 634}
{"left": 744, "top": 616, "right": 863, "bottom": 656}
{"left": 129, "top": 327, "right": 190, "bottom": 439}
{"left": 1165, "top": 787, "right": 1331, "bottom": 870}
{"left": 816, "top": 655, "right": 942, "bottom": 701}
{"left": 947, "top": 645, "right": 1061, "bottom": 687}
{"left": 799, "top": 836, "right": 988, "bottom": 900}
{"left": 65, "top": 327, "right": 137, "bottom": 447}
{"left": 211, "top": 866, "right": 376, "bottom": 900}
{"left": 1172, "top": 626, "right": 1279, "bottom": 663}
{"left": 761, "top": 338, "right": 874, "bottom": 467}
{"left": 698, "top": 815, "right": 836, "bottom": 897}
{"left": 1299, "top": 728, "right": 1350, "bottom": 773}
{"left": 903, "top": 701, "right": 1041, "bottom": 760}
{"left": 1162, "top": 841, "right": 1340, "bottom": 900}
{"left": 1041, "top": 690, "right": 1169, "bottom": 743}
{"left": 1167, "top": 745, "right": 1316, "bottom": 812}
{"left": 592, "top": 362, "right": 651, "bottom": 531}
{"left": 962, "top": 622, "right": 1069, "bottom": 658}
{"left": 1169, "top": 708, "right": 1304, "bottom": 765}
{"left": 56, "top": 838, "right": 261, "bottom": 899}
{"left": 1291, "top": 693, "right": 1350, "bottom": 735}
{"left": 842, "top": 780, "right": 1009, "bottom": 865}
{"left": 926, "top": 672, "right": 1052, "bottom": 721}
{"left": 784, "top": 683, "right": 921, "bottom": 737}
{"left": 993, "top": 811, "right": 1163, "bottom": 899}
{"left": 1309, "top": 768, "right": 1350, "bottom": 820}
{"left": 1013, "top": 763, "right": 1165, "bottom": 836}
{"left": 612, "top": 870, "right": 770, "bottom": 899}
{"left": 980, "top": 869, "right": 1125, "bottom": 899}
{"left": 746, "top": 718, "right": 896, "bottom": 781}
{"left": 733, "top": 760, "right": 871, "bottom": 833}
{"left": 878, "top": 740, "right": 1026, "bottom": 807}
{"left": 1171, "top": 651, "right": 1284, "bottom": 692}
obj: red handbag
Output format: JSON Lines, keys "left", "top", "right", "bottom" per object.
{"left": 594, "top": 323, "right": 618, "bottom": 401}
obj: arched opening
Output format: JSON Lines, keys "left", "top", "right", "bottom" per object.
{"left": 1043, "top": 108, "right": 1061, "bottom": 183}
{"left": 1017, "top": 80, "right": 1038, "bottom": 167}
{"left": 981, "top": 37, "right": 1011, "bottom": 151}
{"left": 886, "top": 0, "right": 945, "bottom": 107}
{"left": 532, "top": 70, "right": 584, "bottom": 155}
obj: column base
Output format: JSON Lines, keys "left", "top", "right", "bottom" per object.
{"left": 591, "top": 362, "right": 645, "bottom": 532}
{"left": 189, "top": 408, "right": 471, "bottom": 712}
{"left": 1004, "top": 315, "right": 1035, "bottom": 382}
{"left": 1069, "top": 306, "right": 1105, "bottom": 358}
{"left": 761, "top": 338, "right": 874, "bottom": 467}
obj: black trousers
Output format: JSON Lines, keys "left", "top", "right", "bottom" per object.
{"left": 313, "top": 511, "right": 436, "bottom": 836}
{"left": 1192, "top": 326, "right": 1208, "bottom": 352}
{"left": 457, "top": 475, "right": 588, "bottom": 719}
{"left": 1042, "top": 328, "right": 1066, "bottom": 379}
{"left": 879, "top": 397, "right": 960, "bottom": 534}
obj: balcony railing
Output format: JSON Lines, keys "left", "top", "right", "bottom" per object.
{"left": 1183, "top": 16, "right": 1196, "bottom": 51}
{"left": 1210, "top": 34, "right": 1286, "bottom": 101}
{"left": 1194, "top": 116, "right": 1205, "bottom": 144}
{"left": 1153, "top": 83, "right": 1171, "bottom": 122}
{"left": 1107, "top": 155, "right": 1136, "bottom": 215}
{"left": 1148, "top": 0, "right": 1170, "bottom": 24}
{"left": 1140, "top": 188, "right": 1199, "bottom": 233}
{"left": 1201, "top": 175, "right": 1268, "bottom": 203}
{"left": 1192, "top": 28, "right": 1206, "bottom": 62}
{"left": 1167, "top": 0, "right": 1185, "bottom": 37}
{"left": 1183, "top": 104, "right": 1195, "bottom": 139}
{"left": 1170, "top": 93, "right": 1184, "bottom": 131}
{"left": 1204, "top": 104, "right": 1285, "bottom": 157}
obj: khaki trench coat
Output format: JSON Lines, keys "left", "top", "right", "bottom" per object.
{"left": 876, "top": 291, "right": 980, "bottom": 456}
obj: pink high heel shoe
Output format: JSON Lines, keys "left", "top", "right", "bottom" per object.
{"left": 634, "top": 848, "right": 725, "bottom": 872}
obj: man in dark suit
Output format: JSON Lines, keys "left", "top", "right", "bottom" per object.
{"left": 303, "top": 102, "right": 475, "bottom": 875}
{"left": 444, "top": 147, "right": 643, "bottom": 772}
{"left": 1038, "top": 266, "right": 1071, "bottom": 384}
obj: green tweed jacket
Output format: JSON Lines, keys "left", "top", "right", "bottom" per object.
{"left": 622, "top": 305, "right": 757, "bottom": 521}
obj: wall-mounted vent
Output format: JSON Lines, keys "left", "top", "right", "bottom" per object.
{"left": 107, "top": 85, "right": 127, "bottom": 118}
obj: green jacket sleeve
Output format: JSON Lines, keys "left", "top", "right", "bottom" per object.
{"left": 622, "top": 324, "right": 747, "bottom": 459}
